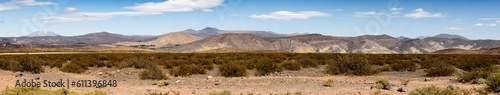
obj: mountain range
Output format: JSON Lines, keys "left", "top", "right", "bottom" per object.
{"left": 0, "top": 32, "right": 155, "bottom": 45}
{"left": 25, "top": 31, "right": 61, "bottom": 37}
{"left": 1, "top": 27, "right": 499, "bottom": 54}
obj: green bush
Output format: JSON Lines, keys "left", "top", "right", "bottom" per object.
{"left": 59, "top": 61, "right": 86, "bottom": 74}
{"left": 487, "top": 74, "right": 500, "bottom": 93}
{"left": 389, "top": 61, "right": 417, "bottom": 71}
{"left": 158, "top": 80, "right": 170, "bottom": 87}
{"left": 425, "top": 62, "right": 456, "bottom": 77}
{"left": 280, "top": 60, "right": 302, "bottom": 71}
{"left": 473, "top": 78, "right": 488, "bottom": 84}
{"left": 209, "top": 90, "right": 231, "bottom": 95}
{"left": 409, "top": 86, "right": 455, "bottom": 95}
{"left": 140, "top": 66, "right": 168, "bottom": 80}
{"left": 9, "top": 55, "right": 44, "bottom": 74}
{"left": 170, "top": 64, "right": 206, "bottom": 77}
{"left": 325, "top": 55, "right": 379, "bottom": 76}
{"left": 323, "top": 79, "right": 334, "bottom": 87}
{"left": 457, "top": 67, "right": 499, "bottom": 83}
{"left": 219, "top": 62, "right": 247, "bottom": 77}
{"left": 374, "top": 78, "right": 390, "bottom": 89}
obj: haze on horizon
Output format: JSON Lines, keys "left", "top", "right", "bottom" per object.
{"left": 0, "top": 0, "right": 499, "bottom": 40}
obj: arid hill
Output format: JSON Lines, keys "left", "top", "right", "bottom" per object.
{"left": 116, "top": 32, "right": 200, "bottom": 47}
{"left": 162, "top": 33, "right": 500, "bottom": 53}
{"left": 432, "top": 47, "right": 500, "bottom": 55}
{"left": 182, "top": 27, "right": 287, "bottom": 38}
{"left": 166, "top": 33, "right": 274, "bottom": 52}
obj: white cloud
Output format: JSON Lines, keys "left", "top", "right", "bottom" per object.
{"left": 40, "top": 11, "right": 162, "bottom": 22}
{"left": 249, "top": 11, "right": 329, "bottom": 20}
{"left": 0, "top": 3, "right": 19, "bottom": 11}
{"left": 477, "top": 18, "right": 500, "bottom": 25}
{"left": 453, "top": 19, "right": 464, "bottom": 24}
{"left": 445, "top": 27, "right": 464, "bottom": 31}
{"left": 0, "top": 0, "right": 55, "bottom": 11}
{"left": 124, "top": 0, "right": 224, "bottom": 12}
{"left": 329, "top": 9, "right": 343, "bottom": 12}
{"left": 390, "top": 7, "right": 404, "bottom": 11}
{"left": 404, "top": 8, "right": 446, "bottom": 19}
{"left": 38, "top": 0, "right": 225, "bottom": 23}
{"left": 479, "top": 18, "right": 500, "bottom": 20}
{"left": 474, "top": 23, "right": 497, "bottom": 27}
{"left": 387, "top": 12, "right": 402, "bottom": 18}
{"left": 352, "top": 11, "right": 384, "bottom": 17}
{"left": 12, "top": 0, "right": 55, "bottom": 6}
{"left": 63, "top": 7, "right": 77, "bottom": 12}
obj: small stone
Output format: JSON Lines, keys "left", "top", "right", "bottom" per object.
{"left": 383, "top": 84, "right": 391, "bottom": 90}
{"left": 397, "top": 87, "right": 406, "bottom": 92}
{"left": 207, "top": 76, "right": 213, "bottom": 80}
{"left": 98, "top": 72, "right": 103, "bottom": 76}
{"left": 447, "top": 85, "right": 455, "bottom": 90}
{"left": 424, "top": 78, "right": 431, "bottom": 82}
{"left": 17, "top": 73, "right": 23, "bottom": 77}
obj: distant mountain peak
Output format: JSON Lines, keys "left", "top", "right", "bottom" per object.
{"left": 185, "top": 29, "right": 196, "bottom": 31}
{"left": 199, "top": 27, "right": 220, "bottom": 33}
{"left": 96, "top": 31, "right": 111, "bottom": 34}
{"left": 397, "top": 36, "right": 408, "bottom": 40}
{"left": 26, "top": 31, "right": 60, "bottom": 37}
{"left": 433, "top": 34, "right": 468, "bottom": 40}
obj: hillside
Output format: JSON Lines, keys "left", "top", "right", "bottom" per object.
{"left": 162, "top": 33, "right": 500, "bottom": 53}
{"left": 165, "top": 33, "right": 274, "bottom": 52}
{"left": 116, "top": 32, "right": 200, "bottom": 47}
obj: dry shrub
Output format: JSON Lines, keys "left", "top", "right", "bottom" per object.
{"left": 455, "top": 56, "right": 496, "bottom": 71}
{"left": 254, "top": 60, "right": 282, "bottom": 76}
{"left": 457, "top": 67, "right": 499, "bottom": 83}
{"left": 59, "top": 61, "right": 86, "bottom": 74}
{"left": 9, "top": 55, "right": 44, "bottom": 74}
{"left": 325, "top": 54, "right": 379, "bottom": 76}
{"left": 487, "top": 74, "right": 500, "bottom": 93}
{"left": 409, "top": 86, "right": 455, "bottom": 95}
{"left": 298, "top": 58, "right": 319, "bottom": 68}
{"left": 219, "top": 62, "right": 247, "bottom": 77}
{"left": 170, "top": 64, "right": 206, "bottom": 77}
{"left": 425, "top": 61, "right": 456, "bottom": 77}
{"left": 389, "top": 60, "right": 417, "bottom": 71}
{"left": 280, "top": 60, "right": 302, "bottom": 71}
{"left": 140, "top": 66, "right": 168, "bottom": 80}
{"left": 119, "top": 57, "right": 154, "bottom": 69}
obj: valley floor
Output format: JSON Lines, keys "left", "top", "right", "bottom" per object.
{"left": 0, "top": 66, "right": 485, "bottom": 95}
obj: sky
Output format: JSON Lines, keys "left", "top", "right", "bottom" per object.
{"left": 0, "top": 0, "right": 499, "bottom": 40}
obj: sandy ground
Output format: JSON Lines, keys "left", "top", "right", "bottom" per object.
{"left": 0, "top": 66, "right": 486, "bottom": 95}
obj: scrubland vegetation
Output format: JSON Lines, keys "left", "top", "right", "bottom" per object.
{"left": 0, "top": 53, "right": 500, "bottom": 94}
{"left": 0, "top": 53, "right": 498, "bottom": 77}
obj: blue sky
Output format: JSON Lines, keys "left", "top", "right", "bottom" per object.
{"left": 0, "top": 0, "right": 499, "bottom": 39}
